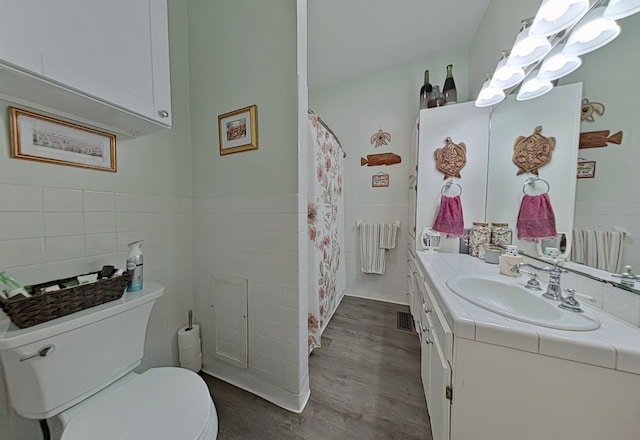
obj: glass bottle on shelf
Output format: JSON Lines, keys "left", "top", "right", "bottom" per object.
{"left": 419, "top": 69, "right": 433, "bottom": 110}
{"left": 443, "top": 64, "right": 457, "bottom": 105}
{"left": 427, "top": 85, "right": 446, "bottom": 108}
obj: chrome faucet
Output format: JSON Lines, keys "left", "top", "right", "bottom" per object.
{"left": 511, "top": 261, "right": 567, "bottom": 301}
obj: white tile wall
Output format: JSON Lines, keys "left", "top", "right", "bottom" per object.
{"left": 0, "top": 183, "right": 193, "bottom": 440}
{"left": 193, "top": 193, "right": 308, "bottom": 411}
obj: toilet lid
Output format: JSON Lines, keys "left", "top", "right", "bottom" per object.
{"left": 61, "top": 367, "right": 213, "bottom": 440}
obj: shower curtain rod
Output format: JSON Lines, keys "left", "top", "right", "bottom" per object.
{"left": 308, "top": 109, "right": 347, "bottom": 158}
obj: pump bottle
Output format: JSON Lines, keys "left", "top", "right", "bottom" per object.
{"left": 126, "top": 241, "right": 144, "bottom": 292}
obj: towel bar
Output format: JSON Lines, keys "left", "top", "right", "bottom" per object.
{"left": 356, "top": 220, "right": 401, "bottom": 228}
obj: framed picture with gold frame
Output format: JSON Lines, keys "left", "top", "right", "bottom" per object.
{"left": 218, "top": 105, "right": 258, "bottom": 155}
{"left": 9, "top": 107, "right": 117, "bottom": 172}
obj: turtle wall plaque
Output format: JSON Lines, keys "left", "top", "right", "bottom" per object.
{"left": 434, "top": 137, "right": 467, "bottom": 179}
{"left": 512, "top": 126, "right": 555, "bottom": 176}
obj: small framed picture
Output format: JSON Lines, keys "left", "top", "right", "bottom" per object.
{"left": 372, "top": 172, "right": 390, "bottom": 188}
{"left": 218, "top": 105, "right": 258, "bottom": 155}
{"left": 577, "top": 161, "right": 596, "bottom": 179}
{"left": 9, "top": 107, "right": 116, "bottom": 172}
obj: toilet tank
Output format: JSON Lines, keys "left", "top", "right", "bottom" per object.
{"left": 0, "top": 282, "right": 164, "bottom": 419}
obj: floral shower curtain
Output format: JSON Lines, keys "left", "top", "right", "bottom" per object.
{"left": 307, "top": 111, "right": 346, "bottom": 352}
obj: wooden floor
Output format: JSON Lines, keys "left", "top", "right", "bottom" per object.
{"left": 202, "top": 296, "right": 432, "bottom": 439}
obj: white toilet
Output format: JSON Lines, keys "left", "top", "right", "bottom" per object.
{"left": 0, "top": 282, "right": 217, "bottom": 440}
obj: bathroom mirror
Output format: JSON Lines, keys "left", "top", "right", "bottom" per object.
{"left": 486, "top": 82, "right": 581, "bottom": 258}
{"left": 536, "top": 232, "right": 570, "bottom": 260}
{"left": 486, "top": 11, "right": 640, "bottom": 293}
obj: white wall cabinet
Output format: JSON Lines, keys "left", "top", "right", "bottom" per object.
{"left": 0, "top": 0, "right": 171, "bottom": 137}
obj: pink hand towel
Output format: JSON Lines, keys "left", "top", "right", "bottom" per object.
{"left": 432, "top": 195, "right": 464, "bottom": 238}
{"left": 517, "top": 193, "right": 557, "bottom": 242}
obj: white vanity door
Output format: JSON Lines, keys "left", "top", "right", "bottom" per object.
{"left": 420, "top": 273, "right": 453, "bottom": 440}
{"left": 428, "top": 331, "right": 451, "bottom": 440}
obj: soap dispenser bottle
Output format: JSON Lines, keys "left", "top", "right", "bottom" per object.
{"left": 126, "top": 241, "right": 144, "bottom": 292}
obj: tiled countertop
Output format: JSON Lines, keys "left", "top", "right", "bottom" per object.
{"left": 416, "top": 251, "right": 640, "bottom": 375}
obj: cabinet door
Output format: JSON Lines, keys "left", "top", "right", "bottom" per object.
{"left": 408, "top": 258, "right": 417, "bottom": 317}
{"left": 428, "top": 334, "right": 451, "bottom": 440}
{"left": 0, "top": 1, "right": 47, "bottom": 74}
{"left": 420, "top": 312, "right": 432, "bottom": 405}
{"left": 39, "top": 0, "right": 171, "bottom": 125}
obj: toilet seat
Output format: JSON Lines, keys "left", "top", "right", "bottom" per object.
{"left": 60, "top": 367, "right": 217, "bottom": 440}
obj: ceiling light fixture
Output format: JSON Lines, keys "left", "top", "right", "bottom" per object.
{"left": 490, "top": 50, "right": 526, "bottom": 89}
{"left": 529, "top": 0, "right": 590, "bottom": 37}
{"left": 563, "top": 6, "right": 621, "bottom": 56}
{"left": 537, "top": 43, "right": 582, "bottom": 81}
{"left": 604, "top": 0, "right": 640, "bottom": 20}
{"left": 507, "top": 18, "right": 552, "bottom": 67}
{"left": 516, "top": 73, "right": 554, "bottom": 101}
{"left": 475, "top": 75, "right": 506, "bottom": 108}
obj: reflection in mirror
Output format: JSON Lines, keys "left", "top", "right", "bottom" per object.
{"left": 487, "top": 11, "right": 640, "bottom": 293}
{"left": 486, "top": 83, "right": 581, "bottom": 259}
{"left": 536, "top": 232, "right": 569, "bottom": 260}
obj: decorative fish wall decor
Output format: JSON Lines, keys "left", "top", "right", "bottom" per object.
{"left": 360, "top": 152, "right": 402, "bottom": 167}
{"left": 579, "top": 130, "right": 623, "bottom": 149}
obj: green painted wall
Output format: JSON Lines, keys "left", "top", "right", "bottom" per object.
{"left": 188, "top": 0, "right": 299, "bottom": 198}
{"left": 0, "top": 0, "right": 193, "bottom": 197}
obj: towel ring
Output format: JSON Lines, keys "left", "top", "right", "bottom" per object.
{"left": 441, "top": 180, "right": 462, "bottom": 197}
{"left": 523, "top": 177, "right": 550, "bottom": 195}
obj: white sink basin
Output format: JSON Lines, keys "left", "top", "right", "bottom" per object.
{"left": 446, "top": 275, "right": 600, "bottom": 331}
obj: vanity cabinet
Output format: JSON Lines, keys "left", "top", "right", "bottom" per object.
{"left": 411, "top": 254, "right": 453, "bottom": 440}
{"left": 0, "top": 0, "right": 171, "bottom": 137}
{"left": 414, "top": 252, "right": 640, "bottom": 440}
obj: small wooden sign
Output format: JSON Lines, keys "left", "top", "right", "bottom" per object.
{"left": 372, "top": 173, "right": 390, "bottom": 188}
{"left": 577, "top": 161, "right": 596, "bottom": 179}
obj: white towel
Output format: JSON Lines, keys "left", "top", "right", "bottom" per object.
{"left": 381, "top": 222, "right": 398, "bottom": 249}
{"left": 571, "top": 228, "right": 625, "bottom": 273}
{"left": 359, "top": 223, "right": 399, "bottom": 274}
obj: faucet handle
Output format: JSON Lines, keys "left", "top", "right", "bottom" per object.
{"left": 559, "top": 288, "right": 584, "bottom": 313}
{"left": 613, "top": 265, "right": 640, "bottom": 280}
{"left": 565, "top": 288, "right": 597, "bottom": 304}
{"left": 523, "top": 272, "right": 543, "bottom": 291}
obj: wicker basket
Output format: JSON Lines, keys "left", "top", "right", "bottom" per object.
{"left": 0, "top": 271, "right": 132, "bottom": 329}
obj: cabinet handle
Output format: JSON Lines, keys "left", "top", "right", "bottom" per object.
{"left": 20, "top": 345, "right": 54, "bottom": 362}
{"left": 158, "top": 110, "right": 170, "bottom": 118}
